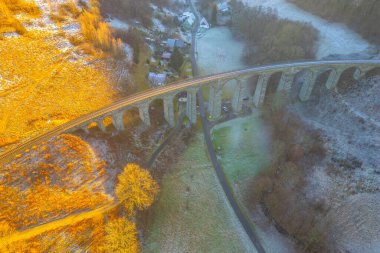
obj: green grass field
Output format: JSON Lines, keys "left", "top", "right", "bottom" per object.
{"left": 142, "top": 132, "right": 256, "bottom": 253}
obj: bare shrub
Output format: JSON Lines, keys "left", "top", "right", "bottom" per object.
{"left": 246, "top": 98, "right": 330, "bottom": 252}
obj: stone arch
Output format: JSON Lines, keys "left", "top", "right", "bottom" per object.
{"left": 298, "top": 69, "right": 319, "bottom": 102}
{"left": 172, "top": 91, "right": 188, "bottom": 122}
{"left": 230, "top": 77, "right": 250, "bottom": 112}
{"left": 247, "top": 75, "right": 259, "bottom": 97}
{"left": 289, "top": 70, "right": 304, "bottom": 102}
{"left": 100, "top": 115, "right": 114, "bottom": 132}
{"left": 185, "top": 88, "right": 198, "bottom": 124}
{"left": 364, "top": 66, "right": 380, "bottom": 80}
{"left": 336, "top": 66, "right": 361, "bottom": 94}
{"left": 148, "top": 98, "right": 165, "bottom": 126}
{"left": 87, "top": 121, "right": 98, "bottom": 131}
{"left": 253, "top": 72, "right": 271, "bottom": 107}
{"left": 220, "top": 78, "right": 237, "bottom": 100}
{"left": 310, "top": 68, "right": 334, "bottom": 99}
{"left": 172, "top": 89, "right": 198, "bottom": 124}
{"left": 265, "top": 71, "right": 282, "bottom": 100}
{"left": 111, "top": 110, "right": 127, "bottom": 132}
{"left": 123, "top": 107, "right": 142, "bottom": 129}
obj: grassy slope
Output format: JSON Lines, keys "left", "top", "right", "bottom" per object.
{"left": 142, "top": 132, "right": 255, "bottom": 253}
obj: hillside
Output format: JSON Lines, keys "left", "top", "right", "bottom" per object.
{"left": 0, "top": 0, "right": 127, "bottom": 152}
{"left": 288, "top": 0, "right": 380, "bottom": 45}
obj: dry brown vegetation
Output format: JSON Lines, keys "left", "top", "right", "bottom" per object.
{"left": 0, "top": 134, "right": 159, "bottom": 252}
{"left": 0, "top": 32, "right": 119, "bottom": 149}
{"left": 0, "top": 134, "right": 110, "bottom": 230}
{"left": 0, "top": 214, "right": 135, "bottom": 252}
{"left": 289, "top": 0, "right": 380, "bottom": 44}
{"left": 0, "top": 0, "right": 40, "bottom": 36}
{"left": 79, "top": 1, "right": 124, "bottom": 58}
{"left": 246, "top": 97, "right": 330, "bottom": 252}
{"left": 0, "top": 0, "right": 126, "bottom": 150}
{"left": 230, "top": 0, "right": 317, "bottom": 65}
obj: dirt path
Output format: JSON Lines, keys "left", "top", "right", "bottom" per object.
{"left": 0, "top": 202, "right": 119, "bottom": 247}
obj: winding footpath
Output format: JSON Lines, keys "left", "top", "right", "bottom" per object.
{"left": 188, "top": 1, "right": 265, "bottom": 252}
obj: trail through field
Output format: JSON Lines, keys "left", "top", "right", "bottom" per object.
{"left": 0, "top": 201, "right": 119, "bottom": 247}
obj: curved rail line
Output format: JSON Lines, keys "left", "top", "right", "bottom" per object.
{"left": 1, "top": 60, "right": 379, "bottom": 166}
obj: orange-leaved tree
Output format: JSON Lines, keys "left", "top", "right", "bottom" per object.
{"left": 79, "top": 1, "right": 123, "bottom": 57}
{"left": 115, "top": 163, "right": 159, "bottom": 216}
{"left": 103, "top": 217, "right": 139, "bottom": 253}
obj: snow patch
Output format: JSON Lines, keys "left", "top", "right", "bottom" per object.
{"left": 242, "top": 0, "right": 374, "bottom": 59}
{"left": 108, "top": 18, "right": 130, "bottom": 31}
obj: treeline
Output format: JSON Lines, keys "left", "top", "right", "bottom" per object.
{"left": 99, "top": 0, "right": 171, "bottom": 27}
{"left": 247, "top": 99, "right": 332, "bottom": 252}
{"left": 289, "top": 0, "right": 380, "bottom": 44}
{"left": 230, "top": 0, "right": 318, "bottom": 65}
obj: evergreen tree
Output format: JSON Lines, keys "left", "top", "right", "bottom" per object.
{"left": 169, "top": 47, "right": 184, "bottom": 72}
{"left": 211, "top": 3, "right": 218, "bottom": 25}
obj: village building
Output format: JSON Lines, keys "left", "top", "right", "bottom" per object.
{"left": 161, "top": 51, "right": 172, "bottom": 61}
{"left": 200, "top": 18, "right": 210, "bottom": 29}
{"left": 216, "top": 1, "right": 231, "bottom": 25}
{"left": 165, "top": 39, "right": 186, "bottom": 51}
{"left": 148, "top": 72, "right": 167, "bottom": 86}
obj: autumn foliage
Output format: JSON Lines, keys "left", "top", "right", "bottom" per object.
{"left": 0, "top": 139, "right": 159, "bottom": 252}
{"left": 104, "top": 218, "right": 140, "bottom": 253}
{"left": 116, "top": 163, "right": 159, "bottom": 216}
{"left": 79, "top": 2, "right": 124, "bottom": 57}
{"left": 0, "top": 134, "right": 110, "bottom": 230}
{"left": 0, "top": 34, "right": 118, "bottom": 149}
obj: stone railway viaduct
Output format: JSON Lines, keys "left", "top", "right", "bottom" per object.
{"left": 0, "top": 60, "right": 379, "bottom": 166}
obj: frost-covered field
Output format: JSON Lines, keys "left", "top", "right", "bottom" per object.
{"left": 197, "top": 27, "right": 246, "bottom": 75}
{"left": 287, "top": 76, "right": 380, "bottom": 252}
{"left": 211, "top": 112, "right": 297, "bottom": 253}
{"left": 242, "top": 0, "right": 374, "bottom": 59}
{"left": 143, "top": 133, "right": 257, "bottom": 253}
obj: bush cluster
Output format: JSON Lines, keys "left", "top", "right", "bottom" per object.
{"left": 79, "top": 3, "right": 124, "bottom": 58}
{"left": 289, "top": 0, "right": 380, "bottom": 45}
{"left": 230, "top": 0, "right": 317, "bottom": 65}
{"left": 246, "top": 98, "right": 331, "bottom": 252}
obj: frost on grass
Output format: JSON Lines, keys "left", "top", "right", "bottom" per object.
{"left": 143, "top": 133, "right": 256, "bottom": 253}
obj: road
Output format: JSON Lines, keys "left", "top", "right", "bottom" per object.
{"left": 187, "top": 1, "right": 265, "bottom": 252}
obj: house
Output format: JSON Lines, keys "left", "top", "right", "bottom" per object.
{"left": 175, "top": 39, "right": 185, "bottom": 48}
{"left": 148, "top": 72, "right": 167, "bottom": 86}
{"left": 217, "top": 2, "right": 230, "bottom": 14}
{"left": 179, "top": 12, "right": 196, "bottom": 30}
{"left": 165, "top": 39, "right": 186, "bottom": 51}
{"left": 216, "top": 1, "right": 231, "bottom": 25}
{"left": 200, "top": 18, "right": 210, "bottom": 29}
{"left": 179, "top": 12, "right": 195, "bottom": 23}
{"left": 161, "top": 51, "right": 172, "bottom": 61}
{"left": 166, "top": 39, "right": 176, "bottom": 49}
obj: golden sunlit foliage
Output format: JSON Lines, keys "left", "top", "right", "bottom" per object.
{"left": 0, "top": 2, "right": 26, "bottom": 35}
{"left": 79, "top": 2, "right": 124, "bottom": 57}
{"left": 0, "top": 34, "right": 119, "bottom": 149}
{"left": 1, "top": 0, "right": 40, "bottom": 15}
{"left": 1, "top": 215, "right": 107, "bottom": 253}
{"left": 103, "top": 217, "right": 140, "bottom": 253}
{"left": 0, "top": 134, "right": 110, "bottom": 229}
{"left": 116, "top": 163, "right": 159, "bottom": 216}
{"left": 0, "top": 0, "right": 40, "bottom": 37}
